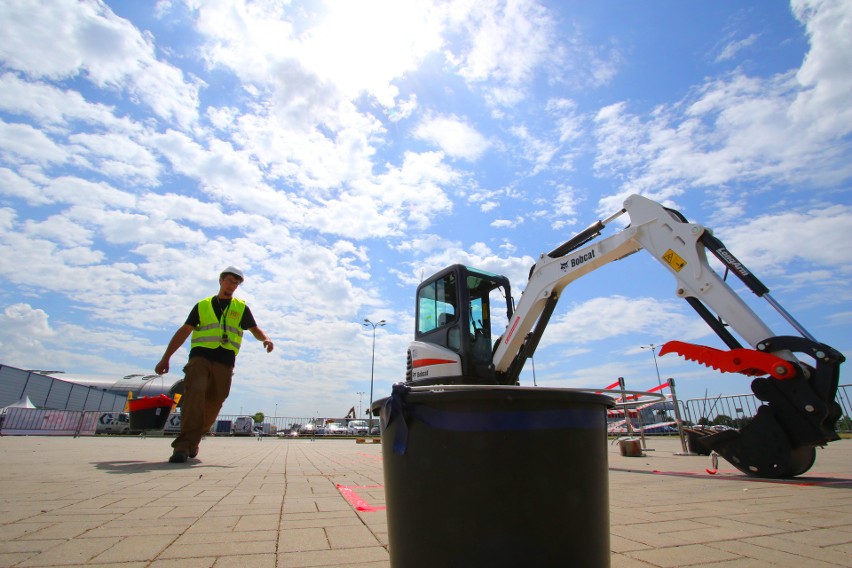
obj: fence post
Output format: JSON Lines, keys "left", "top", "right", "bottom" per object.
{"left": 669, "top": 378, "right": 697, "bottom": 456}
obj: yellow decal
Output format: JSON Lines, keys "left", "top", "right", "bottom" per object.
{"left": 662, "top": 249, "right": 687, "bottom": 272}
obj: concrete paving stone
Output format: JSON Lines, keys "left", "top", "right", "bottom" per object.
{"left": 88, "top": 534, "right": 176, "bottom": 563}
{"left": 282, "top": 498, "right": 321, "bottom": 514}
{"left": 626, "top": 543, "right": 741, "bottom": 567}
{"left": 281, "top": 511, "right": 363, "bottom": 530}
{"left": 176, "top": 529, "right": 277, "bottom": 546}
{"left": 208, "top": 503, "right": 282, "bottom": 517}
{"left": 278, "top": 527, "right": 329, "bottom": 553}
{"left": 610, "top": 554, "right": 660, "bottom": 567}
{"left": 149, "top": 558, "right": 216, "bottom": 568}
{"left": 36, "top": 564, "right": 149, "bottom": 568}
{"left": 158, "top": 538, "right": 277, "bottom": 559}
{"left": 313, "top": 497, "right": 355, "bottom": 513}
{"left": 84, "top": 523, "right": 189, "bottom": 539}
{"left": 325, "top": 524, "right": 383, "bottom": 550}
{"left": 610, "top": 534, "right": 656, "bottom": 554}
{"left": 234, "top": 513, "right": 280, "bottom": 531}
{"left": 213, "top": 552, "right": 277, "bottom": 568}
{"left": 17, "top": 521, "right": 103, "bottom": 541}
{"left": 0, "top": 539, "right": 65, "bottom": 554}
{"left": 708, "top": 538, "right": 846, "bottom": 567}
{"left": 686, "top": 517, "right": 786, "bottom": 540}
{"left": 740, "top": 534, "right": 851, "bottom": 566}
{"left": 0, "top": 554, "right": 36, "bottom": 567}
{"left": 779, "top": 525, "right": 852, "bottom": 547}
{"left": 161, "top": 505, "right": 219, "bottom": 519}
{"left": 0, "top": 522, "right": 54, "bottom": 540}
{"left": 277, "top": 546, "right": 389, "bottom": 567}
{"left": 116, "top": 505, "right": 176, "bottom": 520}
{"left": 15, "top": 536, "right": 120, "bottom": 567}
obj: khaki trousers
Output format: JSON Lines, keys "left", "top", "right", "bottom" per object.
{"left": 171, "top": 356, "right": 233, "bottom": 453}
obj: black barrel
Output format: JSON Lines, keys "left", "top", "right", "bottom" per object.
{"left": 373, "top": 385, "right": 613, "bottom": 568}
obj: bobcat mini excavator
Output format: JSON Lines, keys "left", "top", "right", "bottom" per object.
{"left": 406, "top": 194, "right": 844, "bottom": 478}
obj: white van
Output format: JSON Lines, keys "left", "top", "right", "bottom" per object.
{"left": 96, "top": 412, "right": 131, "bottom": 434}
{"left": 232, "top": 416, "right": 254, "bottom": 436}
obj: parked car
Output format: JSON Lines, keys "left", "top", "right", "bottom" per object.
{"left": 347, "top": 420, "right": 369, "bottom": 436}
{"left": 324, "top": 422, "right": 347, "bottom": 436}
{"left": 298, "top": 423, "right": 317, "bottom": 436}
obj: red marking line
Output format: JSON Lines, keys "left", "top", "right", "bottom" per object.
{"left": 412, "top": 358, "right": 456, "bottom": 368}
{"left": 336, "top": 485, "right": 387, "bottom": 512}
{"left": 355, "top": 452, "right": 383, "bottom": 462}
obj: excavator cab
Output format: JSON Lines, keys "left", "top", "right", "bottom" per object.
{"left": 413, "top": 264, "right": 512, "bottom": 385}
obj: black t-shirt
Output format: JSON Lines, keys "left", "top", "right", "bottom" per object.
{"left": 184, "top": 297, "right": 258, "bottom": 367}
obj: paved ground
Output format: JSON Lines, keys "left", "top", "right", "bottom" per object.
{"left": 0, "top": 434, "right": 849, "bottom": 567}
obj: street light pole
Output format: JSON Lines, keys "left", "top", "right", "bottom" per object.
{"left": 640, "top": 344, "right": 663, "bottom": 387}
{"left": 363, "top": 318, "right": 386, "bottom": 435}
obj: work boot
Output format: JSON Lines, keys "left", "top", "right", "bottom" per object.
{"left": 169, "top": 451, "right": 188, "bottom": 463}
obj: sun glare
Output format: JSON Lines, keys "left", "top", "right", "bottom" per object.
{"left": 302, "top": 0, "right": 444, "bottom": 105}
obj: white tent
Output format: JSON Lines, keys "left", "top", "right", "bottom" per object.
{"left": 0, "top": 395, "right": 36, "bottom": 415}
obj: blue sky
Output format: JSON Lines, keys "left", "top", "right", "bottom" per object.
{"left": 0, "top": 0, "right": 849, "bottom": 420}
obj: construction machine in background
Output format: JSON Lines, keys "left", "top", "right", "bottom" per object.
{"left": 406, "top": 194, "right": 844, "bottom": 478}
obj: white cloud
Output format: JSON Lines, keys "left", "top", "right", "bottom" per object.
{"left": 720, "top": 204, "right": 852, "bottom": 276}
{"left": 0, "top": 120, "right": 69, "bottom": 164}
{"left": 542, "top": 296, "right": 708, "bottom": 347}
{"left": 445, "top": 0, "right": 556, "bottom": 105}
{"left": 715, "top": 33, "right": 759, "bottom": 63}
{"left": 790, "top": 0, "right": 852, "bottom": 140}
{"left": 0, "top": 0, "right": 199, "bottom": 128}
{"left": 413, "top": 114, "right": 490, "bottom": 161}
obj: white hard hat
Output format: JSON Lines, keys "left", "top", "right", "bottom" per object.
{"left": 220, "top": 266, "right": 245, "bottom": 282}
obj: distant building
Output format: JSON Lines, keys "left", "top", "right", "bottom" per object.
{"left": 0, "top": 364, "right": 180, "bottom": 412}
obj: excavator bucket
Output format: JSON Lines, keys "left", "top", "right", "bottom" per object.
{"left": 694, "top": 407, "right": 816, "bottom": 478}
{"left": 661, "top": 337, "right": 844, "bottom": 478}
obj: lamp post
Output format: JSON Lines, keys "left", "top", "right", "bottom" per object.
{"left": 363, "top": 318, "right": 386, "bottom": 435}
{"left": 640, "top": 344, "right": 663, "bottom": 387}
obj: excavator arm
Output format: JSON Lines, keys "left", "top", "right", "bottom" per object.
{"left": 489, "top": 194, "right": 844, "bottom": 477}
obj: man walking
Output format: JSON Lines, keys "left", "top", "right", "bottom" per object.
{"left": 155, "top": 266, "right": 274, "bottom": 463}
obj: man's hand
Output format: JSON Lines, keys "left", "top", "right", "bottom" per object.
{"left": 155, "top": 358, "right": 169, "bottom": 375}
{"left": 263, "top": 340, "right": 274, "bottom": 353}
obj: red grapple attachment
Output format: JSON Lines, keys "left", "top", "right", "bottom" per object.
{"left": 660, "top": 337, "right": 844, "bottom": 478}
{"left": 659, "top": 340, "right": 797, "bottom": 379}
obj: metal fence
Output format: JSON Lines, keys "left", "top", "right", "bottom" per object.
{"left": 1, "top": 408, "right": 99, "bottom": 436}
{"left": 682, "top": 383, "right": 852, "bottom": 433}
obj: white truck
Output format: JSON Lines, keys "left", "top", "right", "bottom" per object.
{"left": 96, "top": 412, "right": 131, "bottom": 434}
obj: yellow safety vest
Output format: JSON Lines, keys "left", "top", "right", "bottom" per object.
{"left": 191, "top": 297, "right": 247, "bottom": 354}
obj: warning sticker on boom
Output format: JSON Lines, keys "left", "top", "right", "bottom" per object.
{"left": 662, "top": 249, "right": 687, "bottom": 272}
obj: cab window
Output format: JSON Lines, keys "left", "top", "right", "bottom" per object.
{"left": 417, "top": 272, "right": 457, "bottom": 334}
